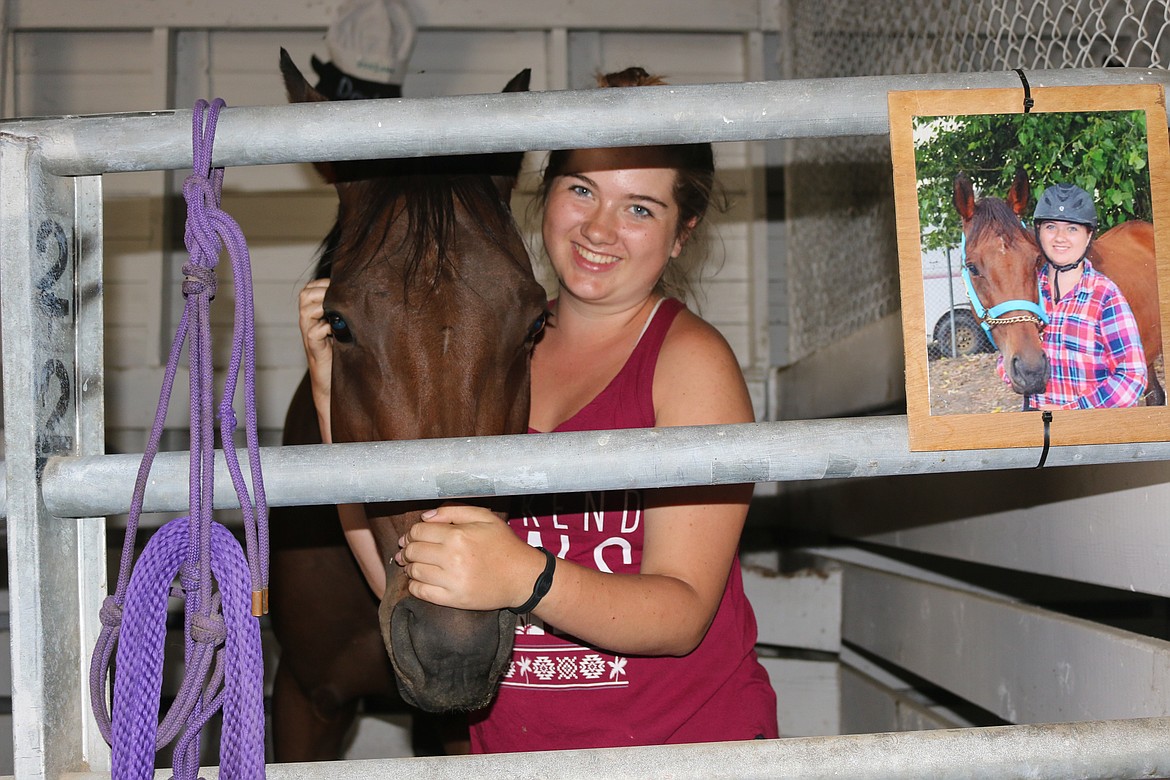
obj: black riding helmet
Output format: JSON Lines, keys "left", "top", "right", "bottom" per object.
{"left": 1033, "top": 183, "right": 1098, "bottom": 231}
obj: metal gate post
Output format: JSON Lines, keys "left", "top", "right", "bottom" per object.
{"left": 0, "top": 133, "right": 108, "bottom": 778}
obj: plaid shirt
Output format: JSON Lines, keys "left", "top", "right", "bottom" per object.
{"left": 1006, "top": 259, "right": 1147, "bottom": 409}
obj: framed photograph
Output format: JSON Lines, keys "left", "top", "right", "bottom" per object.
{"left": 890, "top": 84, "right": 1170, "bottom": 451}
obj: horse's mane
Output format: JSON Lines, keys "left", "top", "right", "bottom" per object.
{"left": 313, "top": 153, "right": 524, "bottom": 286}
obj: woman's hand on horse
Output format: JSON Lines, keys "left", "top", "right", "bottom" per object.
{"left": 298, "top": 278, "right": 333, "bottom": 411}
{"left": 394, "top": 504, "right": 546, "bottom": 611}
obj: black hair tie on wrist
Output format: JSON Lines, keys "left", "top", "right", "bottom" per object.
{"left": 508, "top": 547, "right": 556, "bottom": 614}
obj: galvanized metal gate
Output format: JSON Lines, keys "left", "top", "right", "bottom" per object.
{"left": 3, "top": 68, "right": 1170, "bottom": 779}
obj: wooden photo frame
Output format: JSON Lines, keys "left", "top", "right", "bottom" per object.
{"left": 891, "top": 84, "right": 1170, "bottom": 451}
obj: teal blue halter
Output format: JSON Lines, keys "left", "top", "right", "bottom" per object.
{"left": 959, "top": 230, "right": 1048, "bottom": 350}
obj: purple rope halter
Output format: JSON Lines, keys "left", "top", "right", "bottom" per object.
{"left": 89, "top": 98, "right": 269, "bottom": 779}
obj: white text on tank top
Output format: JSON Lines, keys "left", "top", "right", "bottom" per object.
{"left": 503, "top": 490, "right": 643, "bottom": 691}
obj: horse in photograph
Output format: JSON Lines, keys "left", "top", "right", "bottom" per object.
{"left": 952, "top": 170, "right": 1162, "bottom": 405}
{"left": 1090, "top": 220, "right": 1163, "bottom": 404}
{"left": 268, "top": 50, "right": 547, "bottom": 761}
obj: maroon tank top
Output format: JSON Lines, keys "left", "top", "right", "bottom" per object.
{"left": 469, "top": 298, "right": 777, "bottom": 752}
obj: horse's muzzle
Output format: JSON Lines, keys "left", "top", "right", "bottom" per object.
{"left": 384, "top": 595, "right": 516, "bottom": 712}
{"left": 1008, "top": 350, "right": 1050, "bottom": 396}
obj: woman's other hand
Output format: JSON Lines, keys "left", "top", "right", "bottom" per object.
{"left": 395, "top": 504, "right": 547, "bottom": 612}
{"left": 298, "top": 278, "right": 333, "bottom": 430}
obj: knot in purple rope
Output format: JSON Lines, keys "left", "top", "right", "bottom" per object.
{"left": 181, "top": 173, "right": 226, "bottom": 268}
{"left": 182, "top": 171, "right": 220, "bottom": 212}
{"left": 189, "top": 612, "right": 226, "bottom": 646}
{"left": 99, "top": 597, "right": 123, "bottom": 629}
{"left": 181, "top": 263, "right": 218, "bottom": 299}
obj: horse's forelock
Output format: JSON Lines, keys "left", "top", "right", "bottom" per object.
{"left": 971, "top": 195, "right": 1031, "bottom": 248}
{"left": 330, "top": 173, "right": 517, "bottom": 294}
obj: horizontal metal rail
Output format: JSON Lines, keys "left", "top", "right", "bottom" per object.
{"left": 60, "top": 716, "right": 1170, "bottom": 780}
{"left": 1, "top": 68, "right": 1166, "bottom": 176}
{"left": 32, "top": 416, "right": 1170, "bottom": 518}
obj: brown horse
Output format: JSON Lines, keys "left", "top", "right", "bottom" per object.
{"left": 268, "top": 50, "right": 548, "bottom": 761}
{"left": 952, "top": 170, "right": 1163, "bottom": 405}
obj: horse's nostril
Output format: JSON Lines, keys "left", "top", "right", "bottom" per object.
{"left": 388, "top": 599, "right": 426, "bottom": 691}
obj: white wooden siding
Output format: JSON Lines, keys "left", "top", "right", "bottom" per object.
{"left": 800, "top": 464, "right": 1170, "bottom": 599}
{"left": 745, "top": 563, "right": 842, "bottom": 653}
{"left": 838, "top": 655, "right": 979, "bottom": 735}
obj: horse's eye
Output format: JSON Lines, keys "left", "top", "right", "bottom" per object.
{"left": 526, "top": 310, "right": 549, "bottom": 343}
{"left": 964, "top": 261, "right": 981, "bottom": 277}
{"left": 326, "top": 311, "right": 353, "bottom": 343}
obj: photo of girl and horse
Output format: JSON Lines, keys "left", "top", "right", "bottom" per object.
{"left": 919, "top": 109, "right": 1162, "bottom": 416}
{"left": 890, "top": 85, "right": 1170, "bottom": 451}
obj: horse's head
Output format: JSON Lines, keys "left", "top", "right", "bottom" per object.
{"left": 952, "top": 170, "right": 1048, "bottom": 395}
{"left": 281, "top": 50, "right": 548, "bottom": 711}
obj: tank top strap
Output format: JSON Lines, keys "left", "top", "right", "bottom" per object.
{"left": 629, "top": 297, "right": 685, "bottom": 389}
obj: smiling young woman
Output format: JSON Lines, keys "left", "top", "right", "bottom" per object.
{"left": 1003, "top": 182, "right": 1148, "bottom": 409}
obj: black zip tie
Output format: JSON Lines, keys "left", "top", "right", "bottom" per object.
{"left": 1013, "top": 68, "right": 1035, "bottom": 113}
{"left": 1035, "top": 410, "right": 1053, "bottom": 468}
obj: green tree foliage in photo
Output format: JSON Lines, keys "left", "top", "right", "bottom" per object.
{"left": 914, "top": 110, "right": 1150, "bottom": 251}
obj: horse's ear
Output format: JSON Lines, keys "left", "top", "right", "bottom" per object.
{"left": 280, "top": 48, "right": 340, "bottom": 183}
{"left": 953, "top": 172, "right": 976, "bottom": 221}
{"left": 1006, "top": 167, "right": 1031, "bottom": 218}
{"left": 490, "top": 68, "right": 533, "bottom": 202}
{"left": 502, "top": 68, "right": 532, "bottom": 94}
{"left": 280, "top": 48, "right": 331, "bottom": 105}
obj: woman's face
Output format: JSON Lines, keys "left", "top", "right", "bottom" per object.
{"left": 541, "top": 147, "right": 689, "bottom": 308}
{"left": 1038, "top": 219, "right": 1092, "bottom": 266}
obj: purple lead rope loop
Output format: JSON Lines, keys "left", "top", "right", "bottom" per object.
{"left": 89, "top": 97, "right": 268, "bottom": 779}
